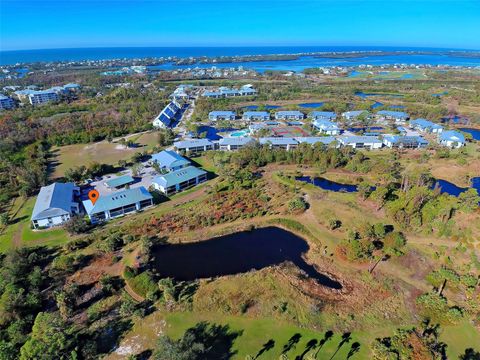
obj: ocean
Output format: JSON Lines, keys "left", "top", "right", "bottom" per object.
{"left": 1, "top": 46, "right": 480, "bottom": 69}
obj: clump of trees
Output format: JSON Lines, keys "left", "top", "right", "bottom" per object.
{"left": 339, "top": 222, "right": 406, "bottom": 261}
{"left": 416, "top": 292, "right": 464, "bottom": 325}
{"left": 372, "top": 320, "right": 448, "bottom": 360}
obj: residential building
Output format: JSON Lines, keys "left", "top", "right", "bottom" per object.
{"left": 376, "top": 110, "right": 409, "bottom": 123}
{"left": 409, "top": 119, "right": 443, "bottom": 133}
{"left": 338, "top": 136, "right": 383, "bottom": 150}
{"left": 31, "top": 182, "right": 80, "bottom": 229}
{"left": 274, "top": 111, "right": 304, "bottom": 121}
{"left": 295, "top": 137, "right": 337, "bottom": 147}
{"left": 152, "top": 166, "right": 207, "bottom": 195}
{"left": 219, "top": 137, "right": 255, "bottom": 151}
{"left": 342, "top": 110, "right": 369, "bottom": 121}
{"left": 104, "top": 175, "right": 135, "bottom": 189}
{"left": 312, "top": 119, "right": 341, "bottom": 135}
{"left": 242, "top": 111, "right": 270, "bottom": 121}
{"left": 383, "top": 135, "right": 429, "bottom": 149}
{"left": 150, "top": 150, "right": 190, "bottom": 172}
{"left": 209, "top": 111, "right": 236, "bottom": 121}
{"left": 0, "top": 94, "right": 15, "bottom": 110}
{"left": 174, "top": 139, "right": 215, "bottom": 153}
{"left": 84, "top": 187, "right": 153, "bottom": 224}
{"left": 28, "top": 90, "right": 59, "bottom": 105}
{"left": 308, "top": 111, "right": 336, "bottom": 121}
{"left": 438, "top": 130, "right": 465, "bottom": 148}
{"left": 259, "top": 137, "right": 298, "bottom": 150}
{"left": 153, "top": 99, "right": 184, "bottom": 128}
{"left": 203, "top": 85, "right": 256, "bottom": 98}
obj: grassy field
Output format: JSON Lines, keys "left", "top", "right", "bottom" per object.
{"left": 0, "top": 196, "right": 69, "bottom": 253}
{"left": 50, "top": 131, "right": 159, "bottom": 179}
{"left": 109, "top": 310, "right": 480, "bottom": 360}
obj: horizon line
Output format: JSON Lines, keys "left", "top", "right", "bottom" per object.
{"left": 2, "top": 45, "right": 480, "bottom": 53}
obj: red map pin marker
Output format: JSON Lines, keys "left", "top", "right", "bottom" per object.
{"left": 88, "top": 189, "right": 99, "bottom": 205}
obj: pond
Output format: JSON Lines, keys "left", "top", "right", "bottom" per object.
{"left": 355, "top": 91, "right": 404, "bottom": 99}
{"left": 296, "top": 176, "right": 359, "bottom": 193}
{"left": 298, "top": 102, "right": 324, "bottom": 108}
{"left": 433, "top": 177, "right": 480, "bottom": 197}
{"left": 197, "top": 126, "right": 238, "bottom": 140}
{"left": 151, "top": 227, "right": 342, "bottom": 289}
{"left": 459, "top": 128, "right": 480, "bottom": 140}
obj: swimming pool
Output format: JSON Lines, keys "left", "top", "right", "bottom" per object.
{"left": 230, "top": 130, "right": 250, "bottom": 137}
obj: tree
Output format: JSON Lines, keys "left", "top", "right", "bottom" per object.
{"left": 152, "top": 322, "right": 240, "bottom": 360}
{"left": 131, "top": 163, "right": 144, "bottom": 177}
{"left": 64, "top": 215, "right": 90, "bottom": 235}
{"left": 19, "top": 312, "right": 75, "bottom": 360}
{"left": 0, "top": 213, "right": 9, "bottom": 226}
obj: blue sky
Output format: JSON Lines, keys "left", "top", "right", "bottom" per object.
{"left": 1, "top": 0, "right": 479, "bottom": 51}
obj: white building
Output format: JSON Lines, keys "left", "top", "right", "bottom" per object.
{"left": 337, "top": 136, "right": 383, "bottom": 150}
{"left": 31, "top": 183, "right": 80, "bottom": 229}
{"left": 438, "top": 130, "right": 465, "bottom": 148}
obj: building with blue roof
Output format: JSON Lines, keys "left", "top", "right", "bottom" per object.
{"left": 209, "top": 111, "right": 236, "bottom": 121}
{"left": 150, "top": 150, "right": 190, "bottom": 172}
{"left": 174, "top": 139, "right": 215, "bottom": 153}
{"left": 153, "top": 99, "right": 185, "bottom": 128}
{"left": 308, "top": 111, "right": 336, "bottom": 121}
{"left": 84, "top": 186, "right": 153, "bottom": 224}
{"left": 438, "top": 130, "right": 465, "bottom": 148}
{"left": 31, "top": 182, "right": 80, "bottom": 229}
{"left": 312, "top": 119, "right": 341, "bottom": 135}
{"left": 342, "top": 110, "right": 369, "bottom": 121}
{"left": 219, "top": 137, "right": 255, "bottom": 151}
{"left": 377, "top": 110, "right": 409, "bottom": 123}
{"left": 275, "top": 111, "right": 304, "bottom": 121}
{"left": 338, "top": 135, "right": 383, "bottom": 150}
{"left": 242, "top": 111, "right": 270, "bottom": 121}
{"left": 410, "top": 119, "right": 443, "bottom": 133}
{"left": 259, "top": 137, "right": 298, "bottom": 150}
{"left": 295, "top": 137, "right": 338, "bottom": 146}
{"left": 202, "top": 85, "right": 256, "bottom": 98}
{"left": 0, "top": 94, "right": 15, "bottom": 110}
{"left": 152, "top": 166, "right": 207, "bottom": 195}
{"left": 383, "top": 135, "right": 429, "bottom": 149}
{"left": 104, "top": 175, "right": 135, "bottom": 189}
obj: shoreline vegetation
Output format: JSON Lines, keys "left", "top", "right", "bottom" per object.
{"left": 2, "top": 49, "right": 480, "bottom": 67}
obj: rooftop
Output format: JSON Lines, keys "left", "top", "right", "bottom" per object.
{"left": 151, "top": 150, "right": 190, "bottom": 169}
{"left": 338, "top": 135, "right": 382, "bottom": 144}
{"left": 174, "top": 138, "right": 214, "bottom": 148}
{"left": 104, "top": 175, "right": 135, "bottom": 188}
{"left": 439, "top": 130, "right": 465, "bottom": 143}
{"left": 153, "top": 166, "right": 207, "bottom": 188}
{"left": 219, "top": 137, "right": 255, "bottom": 146}
{"left": 85, "top": 186, "right": 152, "bottom": 215}
{"left": 31, "top": 182, "right": 77, "bottom": 221}
{"left": 259, "top": 137, "right": 298, "bottom": 145}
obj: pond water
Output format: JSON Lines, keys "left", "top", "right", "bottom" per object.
{"left": 371, "top": 101, "right": 384, "bottom": 109}
{"left": 296, "top": 176, "right": 359, "bottom": 193}
{"left": 433, "top": 177, "right": 480, "bottom": 197}
{"left": 197, "top": 126, "right": 238, "bottom": 140}
{"left": 298, "top": 102, "right": 324, "bottom": 108}
{"left": 151, "top": 227, "right": 342, "bottom": 289}
{"left": 459, "top": 128, "right": 480, "bottom": 140}
{"left": 355, "top": 91, "right": 404, "bottom": 99}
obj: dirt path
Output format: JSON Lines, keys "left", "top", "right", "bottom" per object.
{"left": 12, "top": 223, "right": 23, "bottom": 248}
{"left": 124, "top": 281, "right": 145, "bottom": 302}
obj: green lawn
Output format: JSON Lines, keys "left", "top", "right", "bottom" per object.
{"left": 166, "top": 312, "right": 370, "bottom": 359}
{"left": 441, "top": 321, "right": 480, "bottom": 359}
{"left": 0, "top": 196, "right": 69, "bottom": 253}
